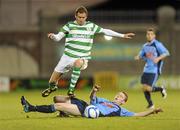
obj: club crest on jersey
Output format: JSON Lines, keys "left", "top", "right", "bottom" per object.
{"left": 86, "top": 27, "right": 92, "bottom": 31}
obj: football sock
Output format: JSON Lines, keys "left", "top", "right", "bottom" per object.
{"left": 152, "top": 86, "right": 163, "bottom": 92}
{"left": 69, "top": 67, "right": 81, "bottom": 92}
{"left": 144, "top": 91, "right": 153, "bottom": 106}
{"left": 27, "top": 104, "right": 37, "bottom": 112}
{"left": 49, "top": 82, "right": 56, "bottom": 89}
{"left": 35, "top": 104, "right": 56, "bottom": 113}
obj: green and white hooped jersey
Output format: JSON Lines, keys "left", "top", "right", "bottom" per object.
{"left": 60, "top": 21, "right": 103, "bottom": 59}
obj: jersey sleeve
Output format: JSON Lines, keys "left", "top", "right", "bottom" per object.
{"left": 120, "top": 107, "right": 135, "bottom": 117}
{"left": 59, "top": 23, "right": 70, "bottom": 33}
{"left": 156, "top": 42, "right": 170, "bottom": 56}
{"left": 93, "top": 23, "right": 103, "bottom": 34}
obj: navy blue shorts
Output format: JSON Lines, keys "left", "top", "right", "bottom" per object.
{"left": 141, "top": 73, "right": 159, "bottom": 86}
{"left": 70, "top": 97, "right": 88, "bottom": 115}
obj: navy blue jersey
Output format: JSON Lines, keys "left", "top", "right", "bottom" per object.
{"left": 138, "top": 39, "right": 170, "bottom": 74}
{"left": 90, "top": 96, "right": 135, "bottom": 117}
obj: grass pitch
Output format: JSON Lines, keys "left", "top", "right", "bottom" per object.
{"left": 0, "top": 89, "right": 180, "bottom": 130}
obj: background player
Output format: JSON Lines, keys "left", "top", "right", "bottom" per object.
{"left": 135, "top": 27, "right": 170, "bottom": 109}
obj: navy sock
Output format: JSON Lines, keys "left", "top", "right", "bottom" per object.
{"left": 35, "top": 104, "right": 56, "bottom": 113}
{"left": 152, "top": 86, "right": 163, "bottom": 92}
{"left": 144, "top": 91, "right": 153, "bottom": 106}
{"left": 28, "top": 105, "right": 37, "bottom": 112}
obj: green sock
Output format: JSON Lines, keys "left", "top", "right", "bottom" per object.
{"left": 49, "top": 82, "right": 57, "bottom": 90}
{"left": 69, "top": 67, "right": 81, "bottom": 92}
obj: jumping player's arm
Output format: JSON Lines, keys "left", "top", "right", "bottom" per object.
{"left": 48, "top": 32, "right": 66, "bottom": 42}
{"left": 102, "top": 29, "right": 135, "bottom": 39}
{"left": 47, "top": 23, "right": 70, "bottom": 42}
{"left": 93, "top": 23, "right": 135, "bottom": 39}
{"left": 133, "top": 108, "right": 163, "bottom": 117}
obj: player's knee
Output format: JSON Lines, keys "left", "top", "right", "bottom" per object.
{"left": 74, "top": 59, "right": 84, "bottom": 68}
{"left": 53, "top": 96, "right": 58, "bottom": 103}
{"left": 142, "top": 85, "right": 148, "bottom": 91}
{"left": 54, "top": 103, "right": 66, "bottom": 110}
{"left": 54, "top": 103, "right": 62, "bottom": 110}
{"left": 53, "top": 96, "right": 63, "bottom": 103}
{"left": 142, "top": 85, "right": 151, "bottom": 92}
{"left": 142, "top": 87, "right": 146, "bottom": 92}
{"left": 146, "top": 87, "right": 152, "bottom": 92}
{"left": 53, "top": 96, "right": 67, "bottom": 103}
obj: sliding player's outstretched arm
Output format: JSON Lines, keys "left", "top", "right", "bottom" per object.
{"left": 133, "top": 108, "right": 163, "bottom": 117}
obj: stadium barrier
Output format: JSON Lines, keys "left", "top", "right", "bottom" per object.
{"left": 1, "top": 75, "right": 180, "bottom": 92}
{"left": 94, "top": 71, "right": 119, "bottom": 90}
{"left": 1, "top": 77, "right": 93, "bottom": 92}
{"left": 0, "top": 77, "right": 10, "bottom": 92}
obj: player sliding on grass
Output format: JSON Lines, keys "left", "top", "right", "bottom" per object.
{"left": 135, "top": 27, "right": 170, "bottom": 109}
{"left": 42, "top": 6, "right": 135, "bottom": 97}
{"left": 21, "top": 85, "right": 163, "bottom": 117}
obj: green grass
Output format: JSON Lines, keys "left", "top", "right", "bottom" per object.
{"left": 0, "top": 89, "right": 180, "bottom": 130}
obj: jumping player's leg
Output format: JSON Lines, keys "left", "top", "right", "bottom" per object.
{"left": 68, "top": 59, "right": 88, "bottom": 97}
{"left": 49, "top": 71, "right": 63, "bottom": 90}
{"left": 42, "top": 71, "right": 62, "bottom": 97}
{"left": 42, "top": 55, "right": 74, "bottom": 97}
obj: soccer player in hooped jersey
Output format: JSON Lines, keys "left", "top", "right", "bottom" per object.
{"left": 42, "top": 6, "right": 135, "bottom": 97}
{"left": 135, "top": 27, "right": 170, "bottom": 109}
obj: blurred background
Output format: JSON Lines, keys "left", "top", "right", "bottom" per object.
{"left": 0, "top": 0, "right": 180, "bottom": 92}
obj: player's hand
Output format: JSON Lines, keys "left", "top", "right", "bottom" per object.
{"left": 93, "top": 85, "right": 101, "bottom": 92}
{"left": 134, "top": 55, "right": 140, "bottom": 60}
{"left": 152, "top": 57, "right": 160, "bottom": 64}
{"left": 47, "top": 33, "right": 55, "bottom": 39}
{"left": 153, "top": 108, "right": 163, "bottom": 114}
{"left": 124, "top": 33, "right": 135, "bottom": 39}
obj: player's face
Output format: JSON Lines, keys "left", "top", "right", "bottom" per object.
{"left": 75, "top": 12, "right": 87, "bottom": 25}
{"left": 114, "top": 92, "right": 126, "bottom": 105}
{"left": 146, "top": 31, "right": 156, "bottom": 42}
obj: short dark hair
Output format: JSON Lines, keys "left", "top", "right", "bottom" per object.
{"left": 147, "top": 27, "right": 156, "bottom": 34}
{"left": 122, "top": 91, "right": 128, "bottom": 102}
{"left": 75, "top": 6, "right": 88, "bottom": 16}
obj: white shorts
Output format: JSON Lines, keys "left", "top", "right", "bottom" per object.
{"left": 54, "top": 54, "right": 88, "bottom": 73}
